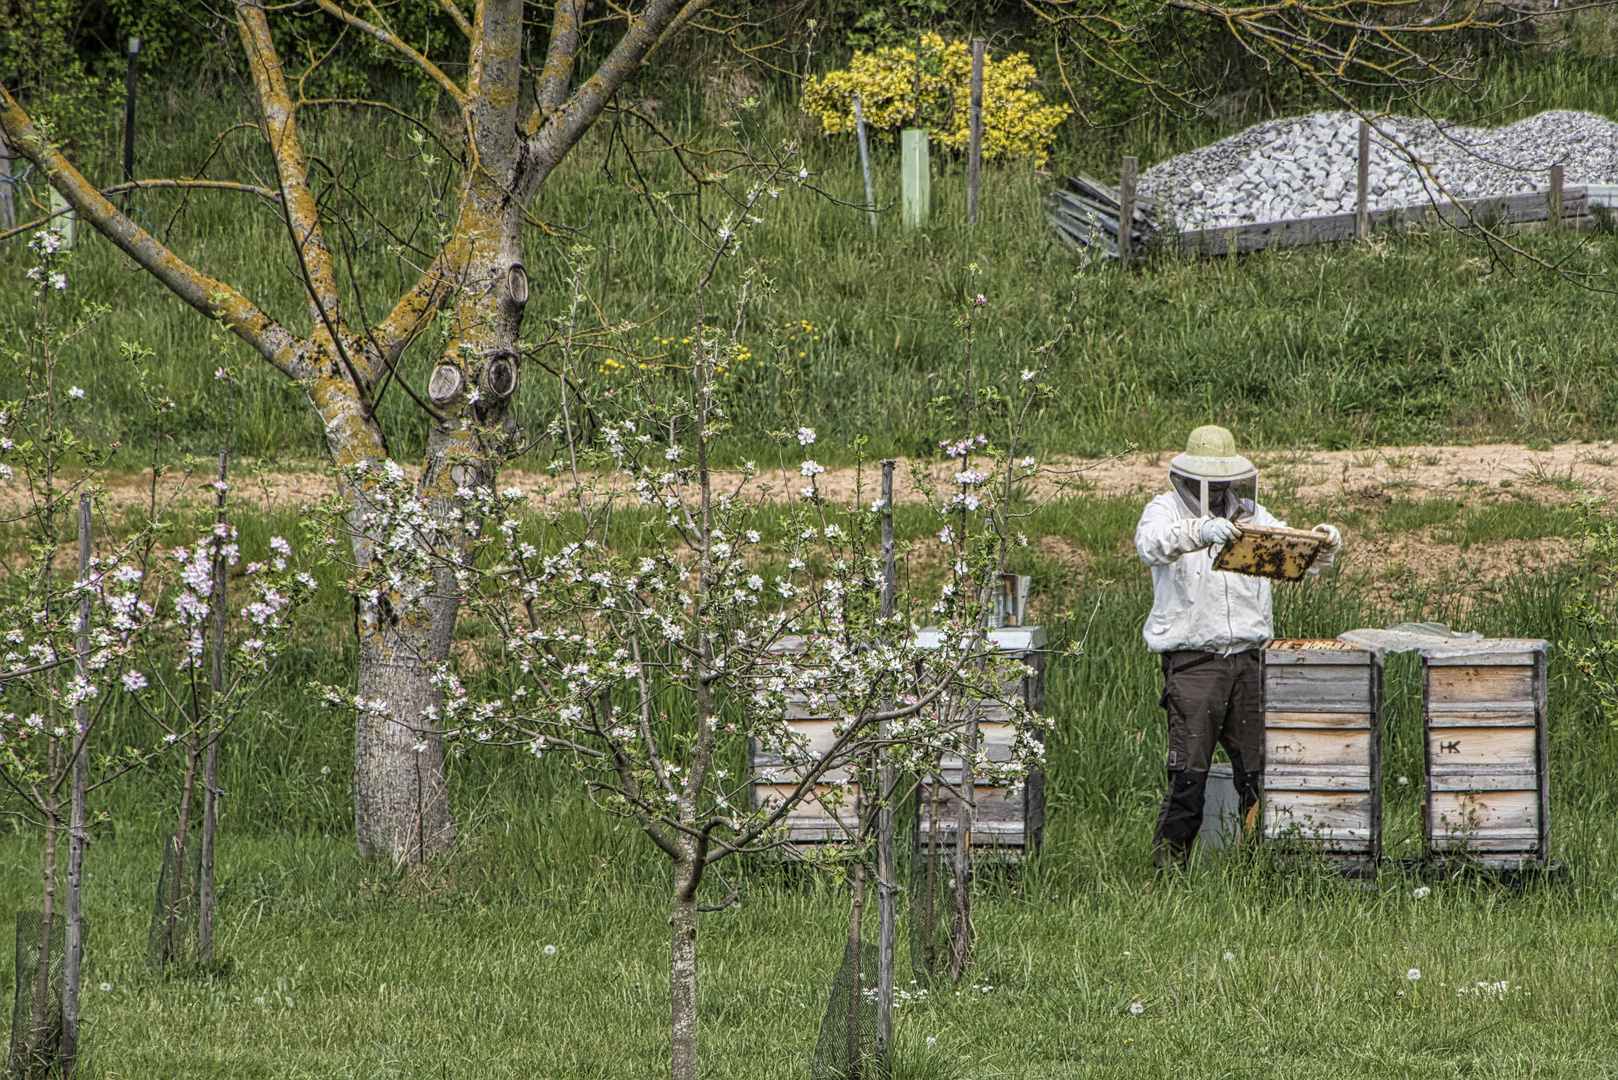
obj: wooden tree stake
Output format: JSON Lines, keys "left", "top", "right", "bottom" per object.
{"left": 1356, "top": 120, "right": 1370, "bottom": 241}
{"left": 61, "top": 496, "right": 92, "bottom": 1074}
{"left": 122, "top": 38, "right": 141, "bottom": 203}
{"left": 1118, "top": 156, "right": 1138, "bottom": 265}
{"left": 1549, "top": 164, "right": 1564, "bottom": 230}
{"left": 967, "top": 40, "right": 985, "bottom": 227}
{"left": 875, "top": 461, "right": 897, "bottom": 1060}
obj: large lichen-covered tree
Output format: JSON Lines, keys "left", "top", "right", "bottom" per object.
{"left": 0, "top": 0, "right": 722, "bottom": 860}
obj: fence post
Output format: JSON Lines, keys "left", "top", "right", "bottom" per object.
{"left": 0, "top": 128, "right": 14, "bottom": 230}
{"left": 1118, "top": 156, "right": 1138, "bottom": 265}
{"left": 853, "top": 93, "right": 877, "bottom": 239}
{"left": 875, "top": 461, "right": 897, "bottom": 1062}
{"left": 123, "top": 37, "right": 141, "bottom": 205}
{"left": 1356, "top": 119, "right": 1370, "bottom": 241}
{"left": 1549, "top": 163, "right": 1564, "bottom": 230}
{"left": 61, "top": 496, "right": 92, "bottom": 1073}
{"left": 967, "top": 40, "right": 985, "bottom": 227}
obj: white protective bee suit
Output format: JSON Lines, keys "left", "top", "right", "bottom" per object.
{"left": 1133, "top": 425, "right": 1341, "bottom": 869}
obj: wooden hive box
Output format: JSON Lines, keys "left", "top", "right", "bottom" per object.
{"left": 1421, "top": 639, "right": 1549, "bottom": 870}
{"left": 913, "top": 627, "right": 1047, "bottom": 854}
{"left": 1262, "top": 639, "right": 1383, "bottom": 868}
{"left": 748, "top": 642, "right": 862, "bottom": 845}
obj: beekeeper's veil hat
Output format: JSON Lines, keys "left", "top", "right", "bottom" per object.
{"left": 1169, "top": 425, "right": 1257, "bottom": 518}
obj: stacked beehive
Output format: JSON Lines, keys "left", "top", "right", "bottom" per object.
{"left": 913, "top": 626, "right": 1048, "bottom": 855}
{"left": 748, "top": 637, "right": 861, "bottom": 845}
{"left": 1421, "top": 639, "right": 1549, "bottom": 870}
{"left": 1261, "top": 639, "right": 1384, "bottom": 870}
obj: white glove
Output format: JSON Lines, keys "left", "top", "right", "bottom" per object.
{"left": 1312, "top": 524, "right": 1342, "bottom": 555}
{"left": 1199, "top": 517, "right": 1243, "bottom": 547}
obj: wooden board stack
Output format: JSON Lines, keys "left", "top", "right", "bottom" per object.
{"left": 1421, "top": 639, "right": 1550, "bottom": 870}
{"left": 914, "top": 627, "right": 1047, "bottom": 856}
{"left": 1261, "top": 639, "right": 1383, "bottom": 871}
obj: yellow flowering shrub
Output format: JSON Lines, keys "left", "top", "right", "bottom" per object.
{"left": 802, "top": 34, "right": 1070, "bottom": 167}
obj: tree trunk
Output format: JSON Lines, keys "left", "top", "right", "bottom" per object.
{"left": 353, "top": 592, "right": 457, "bottom": 861}
{"left": 27, "top": 803, "right": 57, "bottom": 1070}
{"left": 950, "top": 712, "right": 976, "bottom": 982}
{"left": 670, "top": 867, "right": 699, "bottom": 1080}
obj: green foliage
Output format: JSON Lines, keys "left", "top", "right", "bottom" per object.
{"left": 0, "top": 0, "right": 107, "bottom": 152}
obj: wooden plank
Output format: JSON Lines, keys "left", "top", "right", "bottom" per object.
{"left": 1266, "top": 728, "right": 1370, "bottom": 766}
{"left": 1426, "top": 665, "right": 1534, "bottom": 704}
{"left": 1177, "top": 186, "right": 1588, "bottom": 257}
{"left": 1427, "top": 769, "right": 1539, "bottom": 792}
{"left": 1265, "top": 667, "right": 1372, "bottom": 709}
{"left": 1264, "top": 791, "right": 1373, "bottom": 842}
{"left": 1263, "top": 649, "right": 1373, "bottom": 666}
{"left": 1424, "top": 703, "right": 1537, "bottom": 726}
{"left": 1422, "top": 650, "right": 1545, "bottom": 667}
{"left": 1264, "top": 710, "right": 1373, "bottom": 729}
{"left": 752, "top": 782, "right": 860, "bottom": 842}
{"left": 1264, "top": 768, "right": 1371, "bottom": 792}
{"left": 1427, "top": 789, "right": 1539, "bottom": 850}
{"left": 1427, "top": 725, "right": 1535, "bottom": 765}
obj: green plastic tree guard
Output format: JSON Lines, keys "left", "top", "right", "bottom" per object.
{"left": 901, "top": 128, "right": 930, "bottom": 229}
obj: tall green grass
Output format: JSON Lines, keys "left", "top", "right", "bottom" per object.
{"left": 7, "top": 52, "right": 1618, "bottom": 470}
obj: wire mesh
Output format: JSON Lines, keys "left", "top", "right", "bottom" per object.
{"left": 147, "top": 833, "right": 202, "bottom": 971}
{"left": 7, "top": 910, "right": 65, "bottom": 1079}
{"left": 909, "top": 802, "right": 957, "bottom": 989}
{"left": 811, "top": 938, "right": 879, "bottom": 1080}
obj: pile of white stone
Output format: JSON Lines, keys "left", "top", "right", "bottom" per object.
{"left": 1137, "top": 110, "right": 1618, "bottom": 231}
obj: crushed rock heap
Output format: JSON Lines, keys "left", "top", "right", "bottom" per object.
{"left": 1137, "top": 110, "right": 1618, "bottom": 231}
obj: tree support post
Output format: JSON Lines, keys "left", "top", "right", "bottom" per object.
{"left": 967, "top": 40, "right": 984, "bottom": 227}
{"left": 854, "top": 93, "right": 877, "bottom": 239}
{"left": 1356, "top": 120, "right": 1369, "bottom": 241}
{"left": 875, "top": 461, "right": 897, "bottom": 1062}
{"left": 61, "top": 497, "right": 92, "bottom": 1075}
{"left": 1118, "top": 156, "right": 1137, "bottom": 265}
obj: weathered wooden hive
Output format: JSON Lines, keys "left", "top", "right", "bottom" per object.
{"left": 1420, "top": 639, "right": 1549, "bottom": 869}
{"left": 912, "top": 626, "right": 1047, "bottom": 855}
{"left": 748, "top": 637, "right": 861, "bottom": 845}
{"left": 1261, "top": 639, "right": 1383, "bottom": 869}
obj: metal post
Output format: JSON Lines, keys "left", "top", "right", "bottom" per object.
{"left": 1118, "top": 156, "right": 1138, "bottom": 265}
{"left": 902, "top": 128, "right": 930, "bottom": 229}
{"left": 967, "top": 40, "right": 985, "bottom": 227}
{"left": 122, "top": 38, "right": 141, "bottom": 203}
{"left": 0, "top": 128, "right": 14, "bottom": 230}
{"left": 875, "top": 461, "right": 897, "bottom": 1061}
{"left": 1549, "top": 163, "right": 1564, "bottom": 230}
{"left": 1356, "top": 120, "right": 1370, "bottom": 241}
{"left": 61, "top": 496, "right": 92, "bottom": 1073}
{"left": 853, "top": 93, "right": 877, "bottom": 239}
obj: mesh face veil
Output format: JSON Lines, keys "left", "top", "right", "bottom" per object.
{"left": 1171, "top": 470, "right": 1257, "bottom": 520}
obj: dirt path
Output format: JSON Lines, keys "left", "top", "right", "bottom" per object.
{"left": 84, "top": 439, "right": 1614, "bottom": 514}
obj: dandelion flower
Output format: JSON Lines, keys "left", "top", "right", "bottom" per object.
{"left": 99, "top": 982, "right": 111, "bottom": 992}
{"left": 544, "top": 944, "right": 558, "bottom": 955}
{"left": 1398, "top": 775, "right": 1410, "bottom": 786}
{"left": 1407, "top": 968, "right": 1421, "bottom": 982}
{"left": 1129, "top": 1001, "right": 1144, "bottom": 1015}
{"left": 1223, "top": 951, "right": 1235, "bottom": 962}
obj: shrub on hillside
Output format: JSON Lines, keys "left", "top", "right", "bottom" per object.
{"left": 802, "top": 33, "right": 1069, "bottom": 166}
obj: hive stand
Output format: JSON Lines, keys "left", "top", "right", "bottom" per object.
{"left": 1261, "top": 639, "right": 1384, "bottom": 873}
{"left": 1420, "top": 639, "right": 1550, "bottom": 871}
{"left": 912, "top": 626, "right": 1047, "bottom": 858}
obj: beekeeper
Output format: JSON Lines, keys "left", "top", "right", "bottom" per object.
{"left": 1134, "top": 426, "right": 1342, "bottom": 870}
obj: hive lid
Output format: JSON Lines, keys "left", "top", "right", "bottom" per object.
{"left": 1339, "top": 623, "right": 1545, "bottom": 658}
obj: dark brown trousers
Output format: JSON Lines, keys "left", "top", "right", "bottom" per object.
{"left": 1153, "top": 649, "right": 1264, "bottom": 861}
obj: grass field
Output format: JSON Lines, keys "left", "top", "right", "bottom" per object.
{"left": 6, "top": 30, "right": 1618, "bottom": 1079}
{"left": 7, "top": 53, "right": 1618, "bottom": 467}
{"left": 0, "top": 488, "right": 1608, "bottom": 1078}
